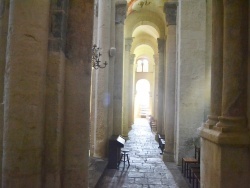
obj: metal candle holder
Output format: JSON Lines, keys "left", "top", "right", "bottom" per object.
{"left": 92, "top": 44, "right": 107, "bottom": 69}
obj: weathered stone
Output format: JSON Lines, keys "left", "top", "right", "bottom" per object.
{"left": 163, "top": 11, "right": 177, "bottom": 162}
{"left": 2, "top": 0, "right": 50, "bottom": 187}
{"left": 63, "top": 1, "right": 94, "bottom": 187}
{"left": 113, "top": 1, "right": 127, "bottom": 136}
{"left": 176, "top": 0, "right": 206, "bottom": 164}
{"left": 96, "top": 119, "right": 189, "bottom": 188}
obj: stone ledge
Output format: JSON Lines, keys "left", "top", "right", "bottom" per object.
{"left": 198, "top": 126, "right": 250, "bottom": 146}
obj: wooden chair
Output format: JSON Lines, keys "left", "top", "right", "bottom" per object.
{"left": 181, "top": 146, "right": 200, "bottom": 177}
{"left": 189, "top": 165, "right": 200, "bottom": 187}
{"left": 193, "top": 169, "right": 200, "bottom": 188}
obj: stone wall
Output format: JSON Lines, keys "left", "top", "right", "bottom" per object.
{"left": 176, "top": 0, "right": 206, "bottom": 164}
{"left": 0, "top": 0, "right": 9, "bottom": 186}
{"left": 248, "top": 2, "right": 250, "bottom": 130}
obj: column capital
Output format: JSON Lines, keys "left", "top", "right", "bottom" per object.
{"left": 115, "top": 1, "right": 127, "bottom": 24}
{"left": 164, "top": 2, "right": 177, "bottom": 26}
{"left": 125, "top": 37, "right": 133, "bottom": 52}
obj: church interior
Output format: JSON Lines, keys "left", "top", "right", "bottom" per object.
{"left": 0, "top": 0, "right": 250, "bottom": 187}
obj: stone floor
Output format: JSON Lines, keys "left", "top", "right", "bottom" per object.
{"left": 96, "top": 118, "right": 190, "bottom": 188}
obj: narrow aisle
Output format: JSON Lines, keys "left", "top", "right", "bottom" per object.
{"left": 96, "top": 118, "right": 189, "bottom": 188}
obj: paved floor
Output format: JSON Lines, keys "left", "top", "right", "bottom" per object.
{"left": 96, "top": 118, "right": 190, "bottom": 188}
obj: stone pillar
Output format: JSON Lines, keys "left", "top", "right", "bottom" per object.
{"left": 156, "top": 38, "right": 165, "bottom": 135}
{"left": 176, "top": 0, "right": 206, "bottom": 164}
{"left": 0, "top": 0, "right": 9, "bottom": 186}
{"left": 93, "top": 0, "right": 111, "bottom": 158}
{"left": 204, "top": 0, "right": 212, "bottom": 121}
{"left": 128, "top": 54, "right": 135, "bottom": 127}
{"left": 43, "top": 1, "right": 68, "bottom": 187}
{"left": 204, "top": 0, "right": 223, "bottom": 128}
{"left": 113, "top": 0, "right": 126, "bottom": 136}
{"left": 2, "top": 1, "right": 50, "bottom": 187}
{"left": 153, "top": 54, "right": 159, "bottom": 119}
{"left": 122, "top": 37, "right": 133, "bottom": 137}
{"left": 200, "top": 1, "right": 250, "bottom": 187}
{"left": 216, "top": 0, "right": 248, "bottom": 129}
{"left": 63, "top": 1, "right": 94, "bottom": 187}
{"left": 163, "top": 2, "right": 177, "bottom": 162}
{"left": 107, "top": 0, "right": 116, "bottom": 139}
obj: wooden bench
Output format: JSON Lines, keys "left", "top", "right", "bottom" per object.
{"left": 157, "top": 134, "right": 165, "bottom": 154}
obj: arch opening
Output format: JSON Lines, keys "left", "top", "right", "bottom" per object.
{"left": 134, "top": 79, "right": 151, "bottom": 119}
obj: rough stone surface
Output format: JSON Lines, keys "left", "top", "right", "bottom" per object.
{"left": 3, "top": 1, "right": 50, "bottom": 187}
{"left": 176, "top": 0, "right": 206, "bottom": 164}
{"left": 220, "top": 0, "right": 248, "bottom": 118}
{"left": 0, "top": 1, "right": 9, "bottom": 186}
{"left": 163, "top": 25, "right": 176, "bottom": 162}
{"left": 96, "top": 119, "right": 189, "bottom": 188}
{"left": 44, "top": 52, "right": 65, "bottom": 188}
{"left": 93, "top": 0, "right": 111, "bottom": 158}
{"left": 122, "top": 38, "right": 133, "bottom": 137}
{"left": 63, "top": 1, "right": 94, "bottom": 187}
{"left": 201, "top": 138, "right": 250, "bottom": 188}
{"left": 113, "top": 2, "right": 127, "bottom": 136}
{"left": 156, "top": 38, "right": 165, "bottom": 135}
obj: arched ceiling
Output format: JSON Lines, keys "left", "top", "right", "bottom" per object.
{"left": 134, "top": 44, "right": 154, "bottom": 58}
{"left": 127, "top": 0, "right": 167, "bottom": 15}
{"left": 132, "top": 25, "right": 159, "bottom": 39}
{"left": 126, "top": 0, "right": 168, "bottom": 66}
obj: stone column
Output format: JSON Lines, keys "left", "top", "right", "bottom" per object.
{"left": 2, "top": 1, "right": 50, "bottom": 187}
{"left": 163, "top": 2, "right": 177, "bottom": 162}
{"left": 216, "top": 0, "right": 248, "bottom": 131}
{"left": 107, "top": 0, "right": 116, "bottom": 139}
{"left": 204, "top": 0, "right": 223, "bottom": 128}
{"left": 128, "top": 54, "right": 135, "bottom": 127}
{"left": 0, "top": 0, "right": 9, "bottom": 186}
{"left": 113, "top": 0, "right": 126, "bottom": 136}
{"left": 122, "top": 37, "right": 133, "bottom": 137}
{"left": 63, "top": 1, "right": 94, "bottom": 187}
{"left": 43, "top": 1, "right": 68, "bottom": 187}
{"left": 200, "top": 1, "right": 250, "bottom": 187}
{"left": 176, "top": 0, "right": 206, "bottom": 165}
{"left": 153, "top": 54, "right": 159, "bottom": 119}
{"left": 156, "top": 38, "right": 165, "bottom": 135}
{"left": 93, "top": 0, "right": 111, "bottom": 158}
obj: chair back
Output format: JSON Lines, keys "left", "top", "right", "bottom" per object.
{"left": 195, "top": 146, "right": 200, "bottom": 163}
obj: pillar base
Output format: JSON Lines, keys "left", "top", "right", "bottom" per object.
{"left": 199, "top": 125, "right": 250, "bottom": 188}
{"left": 204, "top": 115, "right": 219, "bottom": 129}
{"left": 163, "top": 151, "right": 174, "bottom": 162}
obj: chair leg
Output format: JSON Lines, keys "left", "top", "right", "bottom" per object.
{"left": 182, "top": 159, "right": 184, "bottom": 174}
{"left": 123, "top": 153, "right": 126, "bottom": 166}
{"left": 127, "top": 154, "right": 130, "bottom": 166}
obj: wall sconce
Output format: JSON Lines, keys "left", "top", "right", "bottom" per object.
{"left": 92, "top": 44, "right": 107, "bottom": 69}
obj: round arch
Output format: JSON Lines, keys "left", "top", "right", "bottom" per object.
{"left": 134, "top": 79, "right": 151, "bottom": 118}
{"left": 125, "top": 10, "right": 166, "bottom": 38}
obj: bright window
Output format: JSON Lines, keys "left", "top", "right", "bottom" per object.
{"left": 136, "top": 59, "right": 149, "bottom": 72}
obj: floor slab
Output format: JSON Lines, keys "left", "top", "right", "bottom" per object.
{"left": 96, "top": 118, "right": 190, "bottom": 188}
